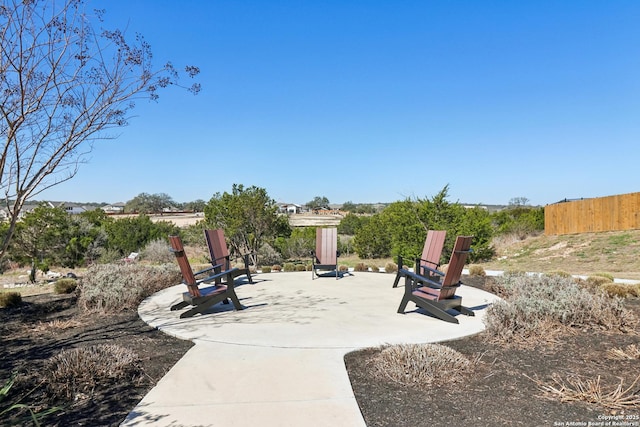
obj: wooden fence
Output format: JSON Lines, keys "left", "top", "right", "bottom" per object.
{"left": 545, "top": 192, "right": 640, "bottom": 235}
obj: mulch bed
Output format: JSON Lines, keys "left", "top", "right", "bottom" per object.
{"left": 1, "top": 276, "right": 639, "bottom": 426}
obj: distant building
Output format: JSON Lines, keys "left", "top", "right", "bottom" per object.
{"left": 279, "top": 203, "right": 302, "bottom": 214}
{"left": 102, "top": 203, "right": 126, "bottom": 214}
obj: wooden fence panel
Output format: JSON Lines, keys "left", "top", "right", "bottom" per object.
{"left": 545, "top": 192, "right": 640, "bottom": 235}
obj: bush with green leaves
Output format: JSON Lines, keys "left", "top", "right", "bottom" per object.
{"left": 484, "top": 273, "right": 634, "bottom": 344}
{"left": 0, "top": 292, "right": 22, "bottom": 308}
{"left": 104, "top": 215, "right": 179, "bottom": 256}
{"left": 53, "top": 278, "right": 77, "bottom": 294}
{"left": 78, "top": 263, "right": 181, "bottom": 313}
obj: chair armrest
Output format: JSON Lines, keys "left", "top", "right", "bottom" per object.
{"left": 194, "top": 263, "right": 224, "bottom": 276}
{"left": 420, "top": 264, "right": 445, "bottom": 277}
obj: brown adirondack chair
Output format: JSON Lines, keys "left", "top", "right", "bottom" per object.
{"left": 311, "top": 227, "right": 339, "bottom": 279}
{"left": 397, "top": 235, "right": 474, "bottom": 324}
{"left": 393, "top": 230, "right": 446, "bottom": 288}
{"left": 169, "top": 235, "right": 243, "bottom": 318}
{"left": 204, "top": 229, "right": 253, "bottom": 285}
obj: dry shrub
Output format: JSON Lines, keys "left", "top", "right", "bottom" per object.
{"left": 586, "top": 275, "right": 613, "bottom": 287}
{"left": 483, "top": 273, "right": 635, "bottom": 346}
{"left": 529, "top": 373, "right": 640, "bottom": 410}
{"left": 271, "top": 264, "right": 282, "bottom": 272}
{"left": 260, "top": 266, "right": 272, "bottom": 273}
{"left": 354, "top": 263, "right": 368, "bottom": 272}
{"left": 592, "top": 272, "right": 615, "bottom": 281}
{"left": 33, "top": 318, "right": 84, "bottom": 333}
{"left": 53, "top": 278, "right": 77, "bottom": 294}
{"left": 283, "top": 262, "right": 295, "bottom": 272}
{"left": 140, "top": 238, "right": 175, "bottom": 264}
{"left": 295, "top": 264, "right": 306, "bottom": 272}
{"left": 0, "top": 291, "right": 22, "bottom": 308}
{"left": 384, "top": 262, "right": 398, "bottom": 273}
{"left": 43, "top": 344, "right": 141, "bottom": 399}
{"left": 77, "top": 263, "right": 181, "bottom": 313}
{"left": 608, "top": 344, "right": 640, "bottom": 360}
{"left": 600, "top": 282, "right": 640, "bottom": 298}
{"left": 338, "top": 265, "right": 349, "bottom": 272}
{"left": 468, "top": 265, "right": 486, "bottom": 276}
{"left": 370, "top": 264, "right": 380, "bottom": 272}
{"left": 545, "top": 270, "right": 572, "bottom": 279}
{"left": 370, "top": 343, "right": 472, "bottom": 389}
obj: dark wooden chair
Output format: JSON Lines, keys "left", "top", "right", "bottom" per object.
{"left": 204, "top": 229, "right": 253, "bottom": 285}
{"left": 311, "top": 227, "right": 339, "bottom": 279}
{"left": 169, "top": 235, "right": 243, "bottom": 318}
{"left": 393, "top": 230, "right": 446, "bottom": 288}
{"left": 397, "top": 235, "right": 474, "bottom": 324}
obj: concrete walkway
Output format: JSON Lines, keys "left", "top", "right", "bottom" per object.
{"left": 122, "top": 271, "right": 500, "bottom": 427}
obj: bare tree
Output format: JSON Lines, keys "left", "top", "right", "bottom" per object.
{"left": 0, "top": 0, "right": 199, "bottom": 256}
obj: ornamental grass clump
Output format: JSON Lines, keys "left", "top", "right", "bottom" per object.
{"left": 483, "top": 273, "right": 635, "bottom": 345}
{"left": 0, "top": 291, "right": 22, "bottom": 308}
{"left": 78, "top": 263, "right": 181, "bottom": 313}
{"left": 384, "top": 262, "right": 397, "bottom": 273}
{"left": 371, "top": 343, "right": 472, "bottom": 389}
{"left": 53, "top": 278, "right": 77, "bottom": 294}
{"left": 43, "top": 344, "right": 141, "bottom": 399}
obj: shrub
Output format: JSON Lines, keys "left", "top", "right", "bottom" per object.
{"left": 294, "top": 264, "right": 306, "bottom": 272}
{"left": 468, "top": 265, "right": 486, "bottom": 277}
{"left": 600, "top": 282, "right": 638, "bottom": 299}
{"left": 77, "top": 263, "right": 181, "bottom": 313}
{"left": 484, "top": 273, "right": 634, "bottom": 345}
{"left": 592, "top": 272, "right": 615, "bottom": 281}
{"left": 586, "top": 276, "right": 613, "bottom": 288}
{"left": 283, "top": 262, "right": 295, "bottom": 272}
{"left": 261, "top": 266, "right": 272, "bottom": 273}
{"left": 53, "top": 278, "right": 77, "bottom": 294}
{"left": 370, "top": 343, "right": 472, "bottom": 388}
{"left": 140, "top": 238, "right": 174, "bottom": 264}
{"left": 545, "top": 270, "right": 572, "bottom": 279}
{"left": 384, "top": 262, "right": 398, "bottom": 273}
{"left": 370, "top": 264, "right": 380, "bottom": 272}
{"left": 271, "top": 264, "right": 282, "bottom": 272}
{"left": 338, "top": 265, "right": 349, "bottom": 272}
{"left": 43, "top": 344, "right": 141, "bottom": 399}
{"left": 0, "top": 291, "right": 22, "bottom": 308}
{"left": 257, "top": 243, "right": 282, "bottom": 266}
{"left": 354, "top": 263, "right": 368, "bottom": 272}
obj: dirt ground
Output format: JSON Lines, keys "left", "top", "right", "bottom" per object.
{"left": 1, "top": 275, "right": 639, "bottom": 426}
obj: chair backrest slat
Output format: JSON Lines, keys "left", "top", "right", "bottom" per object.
{"left": 204, "top": 229, "right": 230, "bottom": 269}
{"left": 169, "top": 235, "right": 201, "bottom": 297}
{"left": 440, "top": 236, "right": 473, "bottom": 291}
{"left": 420, "top": 230, "right": 446, "bottom": 270}
{"left": 316, "top": 228, "right": 337, "bottom": 265}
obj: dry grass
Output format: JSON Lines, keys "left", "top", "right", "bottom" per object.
{"left": 528, "top": 374, "right": 640, "bottom": 410}
{"left": 42, "top": 344, "right": 142, "bottom": 399}
{"left": 608, "top": 344, "right": 640, "bottom": 360}
{"left": 370, "top": 343, "right": 474, "bottom": 388}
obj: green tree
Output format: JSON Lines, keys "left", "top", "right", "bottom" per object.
{"left": 341, "top": 201, "right": 357, "bottom": 212}
{"left": 0, "top": 0, "right": 200, "bottom": 258}
{"left": 11, "top": 204, "right": 71, "bottom": 281}
{"left": 353, "top": 214, "right": 391, "bottom": 259}
{"left": 203, "top": 184, "right": 291, "bottom": 265}
{"left": 184, "top": 199, "right": 207, "bottom": 213}
{"left": 306, "top": 196, "right": 330, "bottom": 210}
{"left": 104, "top": 215, "right": 179, "bottom": 255}
{"left": 338, "top": 213, "right": 366, "bottom": 235}
{"left": 126, "top": 193, "right": 176, "bottom": 214}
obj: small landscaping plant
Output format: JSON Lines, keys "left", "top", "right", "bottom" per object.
{"left": 384, "top": 262, "right": 397, "bottom": 273}
{"left": 53, "top": 278, "right": 77, "bottom": 294}
{"left": 78, "top": 263, "right": 181, "bottom": 313}
{"left": 0, "top": 291, "right": 22, "bottom": 308}
{"left": 371, "top": 343, "right": 473, "bottom": 389}
{"left": 468, "top": 265, "right": 485, "bottom": 276}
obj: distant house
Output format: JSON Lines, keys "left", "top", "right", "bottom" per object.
{"left": 102, "top": 203, "right": 125, "bottom": 214}
{"left": 58, "top": 202, "right": 89, "bottom": 215}
{"left": 279, "top": 203, "right": 302, "bottom": 214}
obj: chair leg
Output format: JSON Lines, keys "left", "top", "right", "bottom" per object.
{"left": 457, "top": 305, "right": 475, "bottom": 317}
{"left": 397, "top": 293, "right": 411, "bottom": 313}
{"left": 171, "top": 301, "right": 189, "bottom": 311}
{"left": 392, "top": 272, "right": 401, "bottom": 288}
{"left": 413, "top": 299, "right": 459, "bottom": 324}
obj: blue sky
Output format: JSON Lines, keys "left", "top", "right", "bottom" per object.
{"left": 39, "top": 1, "right": 640, "bottom": 207}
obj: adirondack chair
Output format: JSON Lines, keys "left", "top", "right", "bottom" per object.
{"left": 169, "top": 235, "right": 243, "bottom": 318}
{"left": 392, "top": 230, "right": 446, "bottom": 288}
{"left": 311, "top": 227, "right": 339, "bottom": 279}
{"left": 397, "top": 235, "right": 474, "bottom": 324}
{"left": 204, "top": 229, "right": 253, "bottom": 285}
